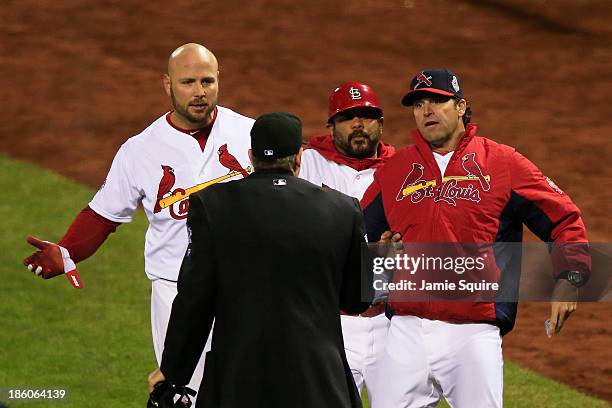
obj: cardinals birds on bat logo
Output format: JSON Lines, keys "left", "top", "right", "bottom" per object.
{"left": 218, "top": 144, "right": 249, "bottom": 178}
{"left": 152, "top": 147, "right": 249, "bottom": 219}
{"left": 396, "top": 154, "right": 492, "bottom": 206}
{"left": 154, "top": 165, "right": 176, "bottom": 213}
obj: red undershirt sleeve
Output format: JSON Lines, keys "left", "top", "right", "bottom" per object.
{"left": 58, "top": 206, "right": 121, "bottom": 263}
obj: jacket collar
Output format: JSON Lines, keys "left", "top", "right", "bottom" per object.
{"left": 307, "top": 134, "right": 395, "bottom": 171}
{"left": 412, "top": 123, "right": 478, "bottom": 179}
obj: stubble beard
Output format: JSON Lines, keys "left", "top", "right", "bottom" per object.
{"left": 418, "top": 120, "right": 456, "bottom": 149}
{"left": 422, "top": 121, "right": 465, "bottom": 151}
{"left": 171, "top": 88, "right": 215, "bottom": 127}
{"left": 425, "top": 131, "right": 452, "bottom": 149}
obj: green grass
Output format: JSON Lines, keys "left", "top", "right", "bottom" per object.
{"left": 0, "top": 154, "right": 609, "bottom": 407}
{"left": 0, "top": 155, "right": 151, "bottom": 407}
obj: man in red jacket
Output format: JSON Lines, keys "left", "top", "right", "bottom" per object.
{"left": 361, "top": 69, "right": 590, "bottom": 408}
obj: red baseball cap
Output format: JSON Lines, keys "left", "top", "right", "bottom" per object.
{"left": 328, "top": 82, "right": 383, "bottom": 123}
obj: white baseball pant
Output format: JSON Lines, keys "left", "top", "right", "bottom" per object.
{"left": 370, "top": 315, "right": 503, "bottom": 408}
{"left": 151, "top": 279, "right": 213, "bottom": 405}
{"left": 341, "top": 313, "right": 390, "bottom": 402}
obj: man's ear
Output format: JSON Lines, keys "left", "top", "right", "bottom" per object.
{"left": 162, "top": 74, "right": 171, "bottom": 97}
{"left": 294, "top": 147, "right": 304, "bottom": 176}
{"left": 457, "top": 99, "right": 467, "bottom": 116}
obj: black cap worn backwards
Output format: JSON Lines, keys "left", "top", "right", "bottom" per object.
{"left": 401, "top": 68, "right": 464, "bottom": 106}
{"left": 251, "top": 112, "right": 303, "bottom": 159}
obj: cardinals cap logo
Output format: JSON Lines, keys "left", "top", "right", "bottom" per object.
{"left": 414, "top": 71, "right": 433, "bottom": 89}
{"left": 349, "top": 87, "right": 362, "bottom": 100}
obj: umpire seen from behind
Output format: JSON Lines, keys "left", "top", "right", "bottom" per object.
{"left": 148, "top": 112, "right": 373, "bottom": 407}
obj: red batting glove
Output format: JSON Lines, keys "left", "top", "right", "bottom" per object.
{"left": 23, "top": 236, "right": 83, "bottom": 288}
{"left": 24, "top": 236, "right": 64, "bottom": 279}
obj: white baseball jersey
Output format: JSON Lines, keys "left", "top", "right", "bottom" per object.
{"left": 299, "top": 149, "right": 378, "bottom": 200}
{"left": 90, "top": 106, "right": 254, "bottom": 281}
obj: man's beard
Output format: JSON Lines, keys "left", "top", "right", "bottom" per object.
{"left": 334, "top": 129, "right": 380, "bottom": 159}
{"left": 171, "top": 89, "right": 215, "bottom": 126}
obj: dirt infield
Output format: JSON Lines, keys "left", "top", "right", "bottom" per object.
{"left": 2, "top": 0, "right": 610, "bottom": 401}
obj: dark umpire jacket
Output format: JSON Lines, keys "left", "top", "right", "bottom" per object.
{"left": 160, "top": 170, "right": 373, "bottom": 408}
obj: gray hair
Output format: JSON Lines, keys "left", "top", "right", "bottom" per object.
{"left": 251, "top": 154, "right": 297, "bottom": 172}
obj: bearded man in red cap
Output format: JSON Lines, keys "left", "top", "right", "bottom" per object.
{"left": 300, "top": 82, "right": 396, "bottom": 405}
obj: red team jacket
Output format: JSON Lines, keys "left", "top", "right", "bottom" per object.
{"left": 361, "top": 124, "right": 590, "bottom": 334}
